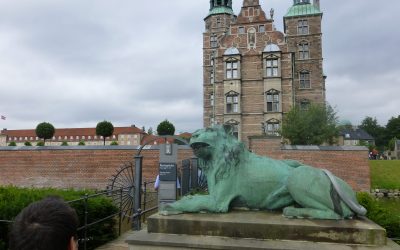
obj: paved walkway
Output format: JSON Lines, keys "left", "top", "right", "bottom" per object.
{"left": 95, "top": 230, "right": 134, "bottom": 250}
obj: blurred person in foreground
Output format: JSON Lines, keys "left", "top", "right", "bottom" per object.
{"left": 9, "top": 196, "right": 79, "bottom": 250}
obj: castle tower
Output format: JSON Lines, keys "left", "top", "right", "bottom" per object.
{"left": 284, "top": 0, "right": 326, "bottom": 109}
{"left": 202, "top": 0, "right": 326, "bottom": 146}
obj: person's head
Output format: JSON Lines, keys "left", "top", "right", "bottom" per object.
{"left": 9, "top": 196, "right": 79, "bottom": 250}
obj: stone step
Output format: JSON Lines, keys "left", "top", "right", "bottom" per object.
{"left": 147, "top": 211, "right": 387, "bottom": 246}
{"left": 126, "top": 230, "right": 400, "bottom": 250}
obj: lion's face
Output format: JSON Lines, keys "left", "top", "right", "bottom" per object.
{"left": 190, "top": 127, "right": 220, "bottom": 160}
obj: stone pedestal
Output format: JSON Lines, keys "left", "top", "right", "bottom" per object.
{"left": 126, "top": 211, "right": 400, "bottom": 249}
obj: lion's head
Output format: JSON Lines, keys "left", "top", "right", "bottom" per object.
{"left": 189, "top": 125, "right": 245, "bottom": 181}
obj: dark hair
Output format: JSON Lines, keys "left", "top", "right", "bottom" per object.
{"left": 9, "top": 196, "right": 79, "bottom": 250}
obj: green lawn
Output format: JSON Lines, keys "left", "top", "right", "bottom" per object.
{"left": 369, "top": 160, "right": 400, "bottom": 189}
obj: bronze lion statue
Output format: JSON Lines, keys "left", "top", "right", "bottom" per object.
{"left": 161, "top": 126, "right": 366, "bottom": 220}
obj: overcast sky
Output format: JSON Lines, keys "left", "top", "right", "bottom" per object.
{"left": 0, "top": 0, "right": 399, "bottom": 133}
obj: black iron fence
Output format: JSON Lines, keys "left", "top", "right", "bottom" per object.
{"left": 0, "top": 180, "right": 158, "bottom": 250}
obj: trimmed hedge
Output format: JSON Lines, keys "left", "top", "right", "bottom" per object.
{"left": 357, "top": 192, "right": 400, "bottom": 243}
{"left": 0, "top": 187, "right": 118, "bottom": 250}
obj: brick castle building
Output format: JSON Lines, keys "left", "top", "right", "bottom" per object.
{"left": 203, "top": 0, "right": 326, "bottom": 145}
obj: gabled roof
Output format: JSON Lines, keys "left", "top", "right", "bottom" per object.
{"left": 285, "top": 3, "right": 322, "bottom": 17}
{"left": 340, "top": 128, "right": 374, "bottom": 141}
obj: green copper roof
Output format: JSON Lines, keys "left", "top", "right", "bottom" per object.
{"left": 284, "top": 4, "right": 322, "bottom": 17}
{"left": 207, "top": 6, "right": 234, "bottom": 17}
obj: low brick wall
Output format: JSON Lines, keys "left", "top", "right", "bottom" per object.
{"left": 0, "top": 146, "right": 193, "bottom": 190}
{"left": 249, "top": 137, "right": 370, "bottom": 191}
{"left": 0, "top": 139, "right": 370, "bottom": 191}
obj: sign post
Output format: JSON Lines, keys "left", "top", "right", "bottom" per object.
{"left": 158, "top": 143, "right": 178, "bottom": 206}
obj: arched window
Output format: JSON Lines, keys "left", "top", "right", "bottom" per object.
{"left": 299, "top": 71, "right": 311, "bottom": 89}
{"left": 266, "top": 89, "right": 280, "bottom": 112}
{"left": 298, "top": 41, "right": 309, "bottom": 60}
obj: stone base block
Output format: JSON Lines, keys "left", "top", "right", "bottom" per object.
{"left": 126, "top": 211, "right": 400, "bottom": 249}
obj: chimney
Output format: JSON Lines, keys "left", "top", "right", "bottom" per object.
{"left": 314, "top": 0, "right": 320, "bottom": 9}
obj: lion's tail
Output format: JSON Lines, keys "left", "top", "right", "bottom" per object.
{"left": 322, "top": 169, "right": 367, "bottom": 216}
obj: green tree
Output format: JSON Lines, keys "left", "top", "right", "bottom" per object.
{"left": 61, "top": 141, "right": 69, "bottom": 146}
{"left": 385, "top": 116, "right": 400, "bottom": 141}
{"left": 35, "top": 122, "right": 55, "bottom": 145}
{"left": 110, "top": 141, "right": 118, "bottom": 145}
{"left": 388, "top": 137, "right": 397, "bottom": 151}
{"left": 281, "top": 104, "right": 339, "bottom": 145}
{"left": 157, "top": 120, "right": 175, "bottom": 136}
{"left": 24, "top": 141, "right": 32, "bottom": 146}
{"left": 78, "top": 140, "right": 85, "bottom": 146}
{"left": 147, "top": 127, "right": 153, "bottom": 135}
{"left": 8, "top": 141, "right": 16, "bottom": 146}
{"left": 359, "top": 117, "right": 386, "bottom": 149}
{"left": 96, "top": 121, "right": 114, "bottom": 145}
{"left": 36, "top": 141, "right": 44, "bottom": 146}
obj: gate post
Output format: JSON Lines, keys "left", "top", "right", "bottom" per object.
{"left": 190, "top": 157, "right": 199, "bottom": 189}
{"left": 133, "top": 155, "right": 143, "bottom": 230}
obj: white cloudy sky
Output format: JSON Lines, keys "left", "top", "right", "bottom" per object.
{"left": 0, "top": 0, "right": 399, "bottom": 133}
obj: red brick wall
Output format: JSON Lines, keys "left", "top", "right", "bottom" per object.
{"left": 249, "top": 137, "right": 370, "bottom": 191}
{"left": 0, "top": 141, "right": 370, "bottom": 191}
{"left": 0, "top": 147, "right": 193, "bottom": 190}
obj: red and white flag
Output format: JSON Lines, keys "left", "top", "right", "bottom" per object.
{"left": 1, "top": 115, "right": 6, "bottom": 120}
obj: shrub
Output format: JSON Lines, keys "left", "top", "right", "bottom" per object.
{"left": 78, "top": 140, "right": 86, "bottom": 146}
{"left": 357, "top": 192, "right": 400, "bottom": 241}
{"left": 8, "top": 141, "right": 16, "bottom": 146}
{"left": 36, "top": 141, "right": 45, "bottom": 146}
{"left": 24, "top": 141, "right": 32, "bottom": 146}
{"left": 110, "top": 141, "right": 118, "bottom": 145}
{"left": 0, "top": 187, "right": 118, "bottom": 250}
{"left": 61, "top": 141, "right": 69, "bottom": 146}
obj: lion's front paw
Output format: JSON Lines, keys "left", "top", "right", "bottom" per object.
{"left": 159, "top": 203, "right": 183, "bottom": 216}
